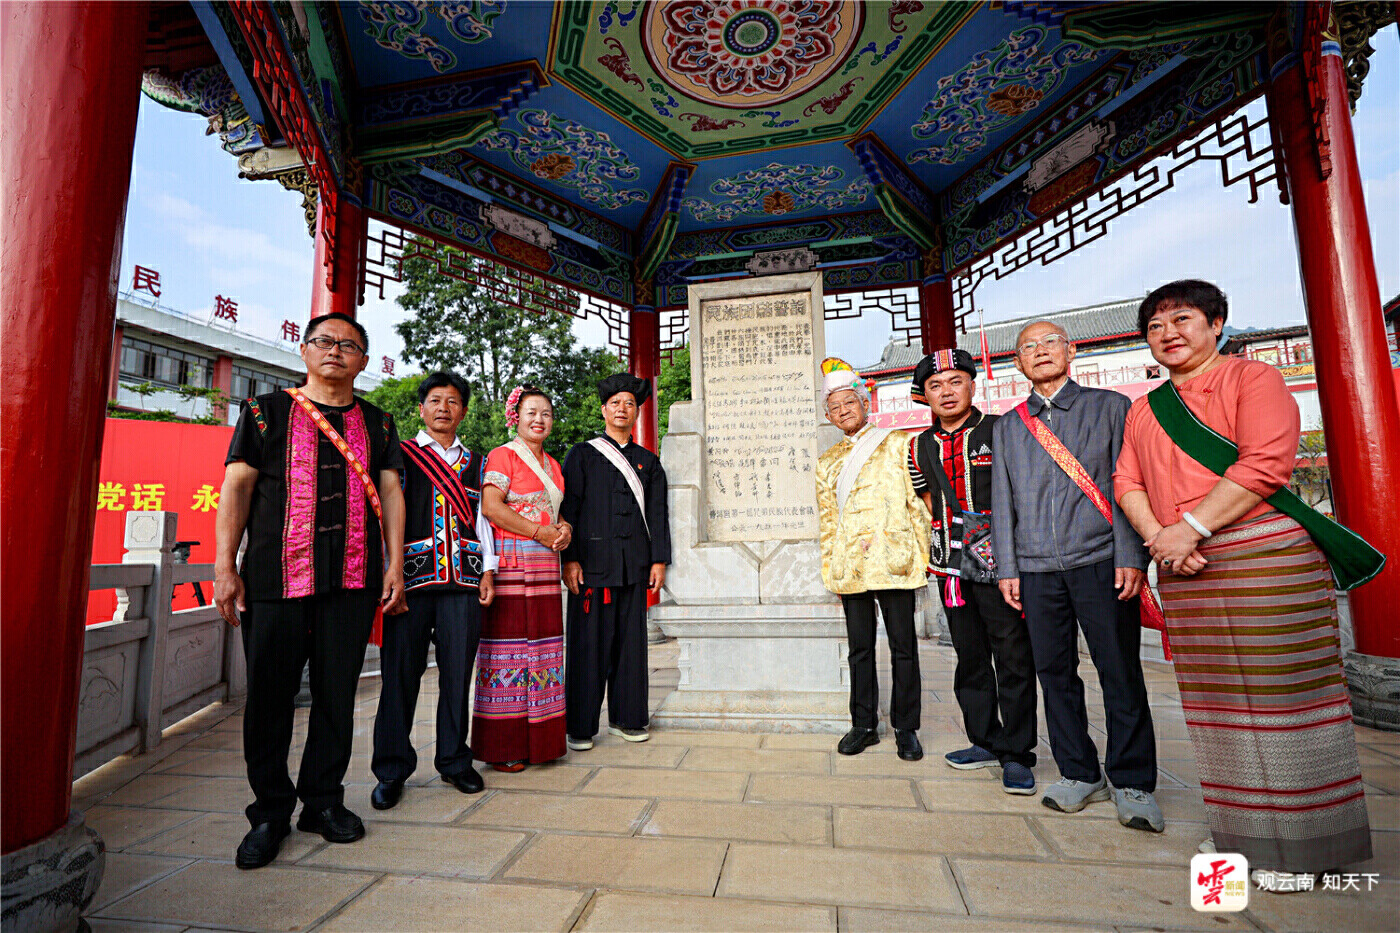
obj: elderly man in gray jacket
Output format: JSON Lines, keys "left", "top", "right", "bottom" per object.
{"left": 990, "top": 320, "right": 1161, "bottom": 834}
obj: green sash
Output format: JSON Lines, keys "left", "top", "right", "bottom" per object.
{"left": 1146, "top": 381, "right": 1385, "bottom": 591}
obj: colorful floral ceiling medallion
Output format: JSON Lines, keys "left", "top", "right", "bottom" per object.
{"left": 909, "top": 25, "right": 1099, "bottom": 165}
{"left": 642, "top": 0, "right": 866, "bottom": 108}
{"left": 684, "top": 162, "right": 871, "bottom": 223}
{"left": 476, "top": 109, "right": 648, "bottom": 211}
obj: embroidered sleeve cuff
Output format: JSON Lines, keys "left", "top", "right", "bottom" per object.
{"left": 483, "top": 470, "right": 511, "bottom": 493}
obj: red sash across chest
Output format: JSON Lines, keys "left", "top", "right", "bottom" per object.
{"left": 401, "top": 440, "right": 476, "bottom": 526}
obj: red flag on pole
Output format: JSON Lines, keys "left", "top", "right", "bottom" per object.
{"left": 980, "top": 327, "right": 994, "bottom": 381}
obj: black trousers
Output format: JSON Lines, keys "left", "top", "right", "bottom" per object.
{"left": 240, "top": 588, "right": 377, "bottom": 827}
{"left": 1021, "top": 558, "right": 1157, "bottom": 792}
{"left": 945, "top": 579, "right": 1038, "bottom": 768}
{"left": 841, "top": 589, "right": 921, "bottom": 731}
{"left": 371, "top": 589, "right": 481, "bottom": 783}
{"left": 565, "top": 581, "right": 649, "bottom": 737}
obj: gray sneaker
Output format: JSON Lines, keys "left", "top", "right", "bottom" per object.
{"left": 1115, "top": 787, "right": 1165, "bottom": 833}
{"left": 1041, "top": 776, "right": 1110, "bottom": 813}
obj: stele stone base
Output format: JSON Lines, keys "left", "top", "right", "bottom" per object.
{"left": 1, "top": 811, "right": 105, "bottom": 933}
{"left": 649, "top": 602, "right": 854, "bottom": 733}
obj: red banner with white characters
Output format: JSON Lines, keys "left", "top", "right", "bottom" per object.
{"left": 87, "top": 418, "right": 234, "bottom": 625}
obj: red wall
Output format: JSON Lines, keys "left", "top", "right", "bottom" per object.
{"left": 87, "top": 418, "right": 234, "bottom": 624}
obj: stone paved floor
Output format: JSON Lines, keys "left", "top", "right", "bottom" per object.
{"left": 75, "top": 640, "right": 1399, "bottom": 932}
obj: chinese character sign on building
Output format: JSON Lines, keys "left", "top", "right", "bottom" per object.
{"left": 213, "top": 295, "right": 238, "bottom": 322}
{"left": 699, "top": 291, "right": 821, "bottom": 542}
{"left": 381, "top": 356, "right": 395, "bottom": 375}
{"left": 281, "top": 320, "right": 301, "bottom": 342}
{"left": 132, "top": 265, "right": 161, "bottom": 298}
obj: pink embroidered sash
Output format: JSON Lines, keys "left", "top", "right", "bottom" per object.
{"left": 283, "top": 388, "right": 383, "bottom": 597}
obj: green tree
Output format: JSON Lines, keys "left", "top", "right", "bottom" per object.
{"left": 363, "top": 374, "right": 428, "bottom": 440}
{"left": 656, "top": 345, "right": 692, "bottom": 439}
{"left": 108, "top": 381, "right": 231, "bottom": 425}
{"left": 1291, "top": 430, "right": 1331, "bottom": 510}
{"left": 390, "top": 239, "right": 626, "bottom": 460}
{"left": 364, "top": 373, "right": 509, "bottom": 459}
{"left": 395, "top": 242, "right": 578, "bottom": 404}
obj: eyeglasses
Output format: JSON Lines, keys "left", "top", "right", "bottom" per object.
{"left": 1016, "top": 334, "right": 1068, "bottom": 356}
{"left": 305, "top": 335, "right": 366, "bottom": 356}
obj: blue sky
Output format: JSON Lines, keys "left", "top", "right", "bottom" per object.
{"left": 120, "top": 31, "right": 1398, "bottom": 373}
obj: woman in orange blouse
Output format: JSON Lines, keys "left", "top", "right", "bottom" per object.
{"left": 1114, "top": 280, "right": 1370, "bottom": 879}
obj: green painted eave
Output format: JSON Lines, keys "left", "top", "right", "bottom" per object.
{"left": 638, "top": 213, "right": 679, "bottom": 281}
{"left": 358, "top": 113, "right": 500, "bottom": 164}
{"left": 303, "top": 2, "right": 350, "bottom": 124}
{"left": 1060, "top": 2, "right": 1271, "bottom": 49}
{"left": 874, "top": 186, "right": 937, "bottom": 251}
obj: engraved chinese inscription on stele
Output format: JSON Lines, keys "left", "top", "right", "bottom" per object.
{"left": 701, "top": 292, "right": 819, "bottom": 542}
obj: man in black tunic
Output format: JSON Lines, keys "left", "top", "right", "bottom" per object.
{"left": 371, "top": 371, "right": 496, "bottom": 810}
{"left": 215, "top": 312, "right": 406, "bottom": 870}
{"left": 907, "top": 349, "right": 1038, "bottom": 795}
{"left": 560, "top": 374, "right": 671, "bottom": 747}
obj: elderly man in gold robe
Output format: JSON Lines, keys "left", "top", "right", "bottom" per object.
{"left": 816, "top": 358, "right": 931, "bottom": 761}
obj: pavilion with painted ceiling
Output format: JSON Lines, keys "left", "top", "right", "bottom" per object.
{"left": 4, "top": 2, "right": 1400, "bottom": 927}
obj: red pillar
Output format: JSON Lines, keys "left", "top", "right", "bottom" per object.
{"left": 310, "top": 193, "right": 366, "bottom": 320}
{"left": 212, "top": 354, "right": 234, "bottom": 422}
{"left": 920, "top": 274, "right": 957, "bottom": 353}
{"left": 1270, "top": 46, "right": 1400, "bottom": 661}
{"left": 1, "top": 0, "right": 148, "bottom": 856}
{"left": 629, "top": 306, "right": 660, "bottom": 452}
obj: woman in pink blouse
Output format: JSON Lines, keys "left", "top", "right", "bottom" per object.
{"left": 1114, "top": 280, "right": 1370, "bottom": 880}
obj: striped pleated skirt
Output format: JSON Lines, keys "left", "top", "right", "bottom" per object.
{"left": 1157, "top": 510, "right": 1371, "bottom": 872}
{"left": 470, "top": 535, "right": 567, "bottom": 764}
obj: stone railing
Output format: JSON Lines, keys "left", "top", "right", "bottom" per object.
{"left": 78, "top": 511, "right": 245, "bottom": 778}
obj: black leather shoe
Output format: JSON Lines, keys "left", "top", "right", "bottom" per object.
{"left": 443, "top": 766, "right": 485, "bottom": 794}
{"left": 296, "top": 804, "right": 365, "bottom": 843}
{"left": 235, "top": 821, "right": 289, "bottom": 869}
{"left": 837, "top": 727, "right": 880, "bottom": 756}
{"left": 895, "top": 730, "right": 924, "bottom": 762}
{"left": 370, "top": 780, "right": 404, "bottom": 810}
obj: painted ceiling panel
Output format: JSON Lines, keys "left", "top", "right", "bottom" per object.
{"left": 864, "top": 4, "right": 1110, "bottom": 195}
{"left": 215, "top": 0, "right": 1275, "bottom": 259}
{"left": 337, "top": 0, "right": 556, "bottom": 86}
{"left": 680, "top": 140, "right": 875, "bottom": 226}
{"left": 463, "top": 84, "right": 673, "bottom": 229}
{"left": 546, "top": 0, "right": 974, "bottom": 160}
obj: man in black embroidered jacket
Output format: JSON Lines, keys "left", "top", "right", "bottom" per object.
{"left": 370, "top": 372, "right": 497, "bottom": 811}
{"left": 560, "top": 373, "right": 671, "bottom": 748}
{"left": 908, "top": 349, "right": 1037, "bottom": 795}
{"left": 215, "top": 313, "right": 406, "bottom": 870}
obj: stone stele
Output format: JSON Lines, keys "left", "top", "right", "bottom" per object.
{"left": 652, "top": 272, "right": 934, "bottom": 733}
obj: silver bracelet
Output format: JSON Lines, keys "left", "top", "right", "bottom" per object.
{"left": 1182, "top": 511, "right": 1212, "bottom": 539}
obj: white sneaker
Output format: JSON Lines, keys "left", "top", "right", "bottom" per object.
{"left": 608, "top": 725, "right": 650, "bottom": 743}
{"left": 566, "top": 736, "right": 593, "bottom": 751}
